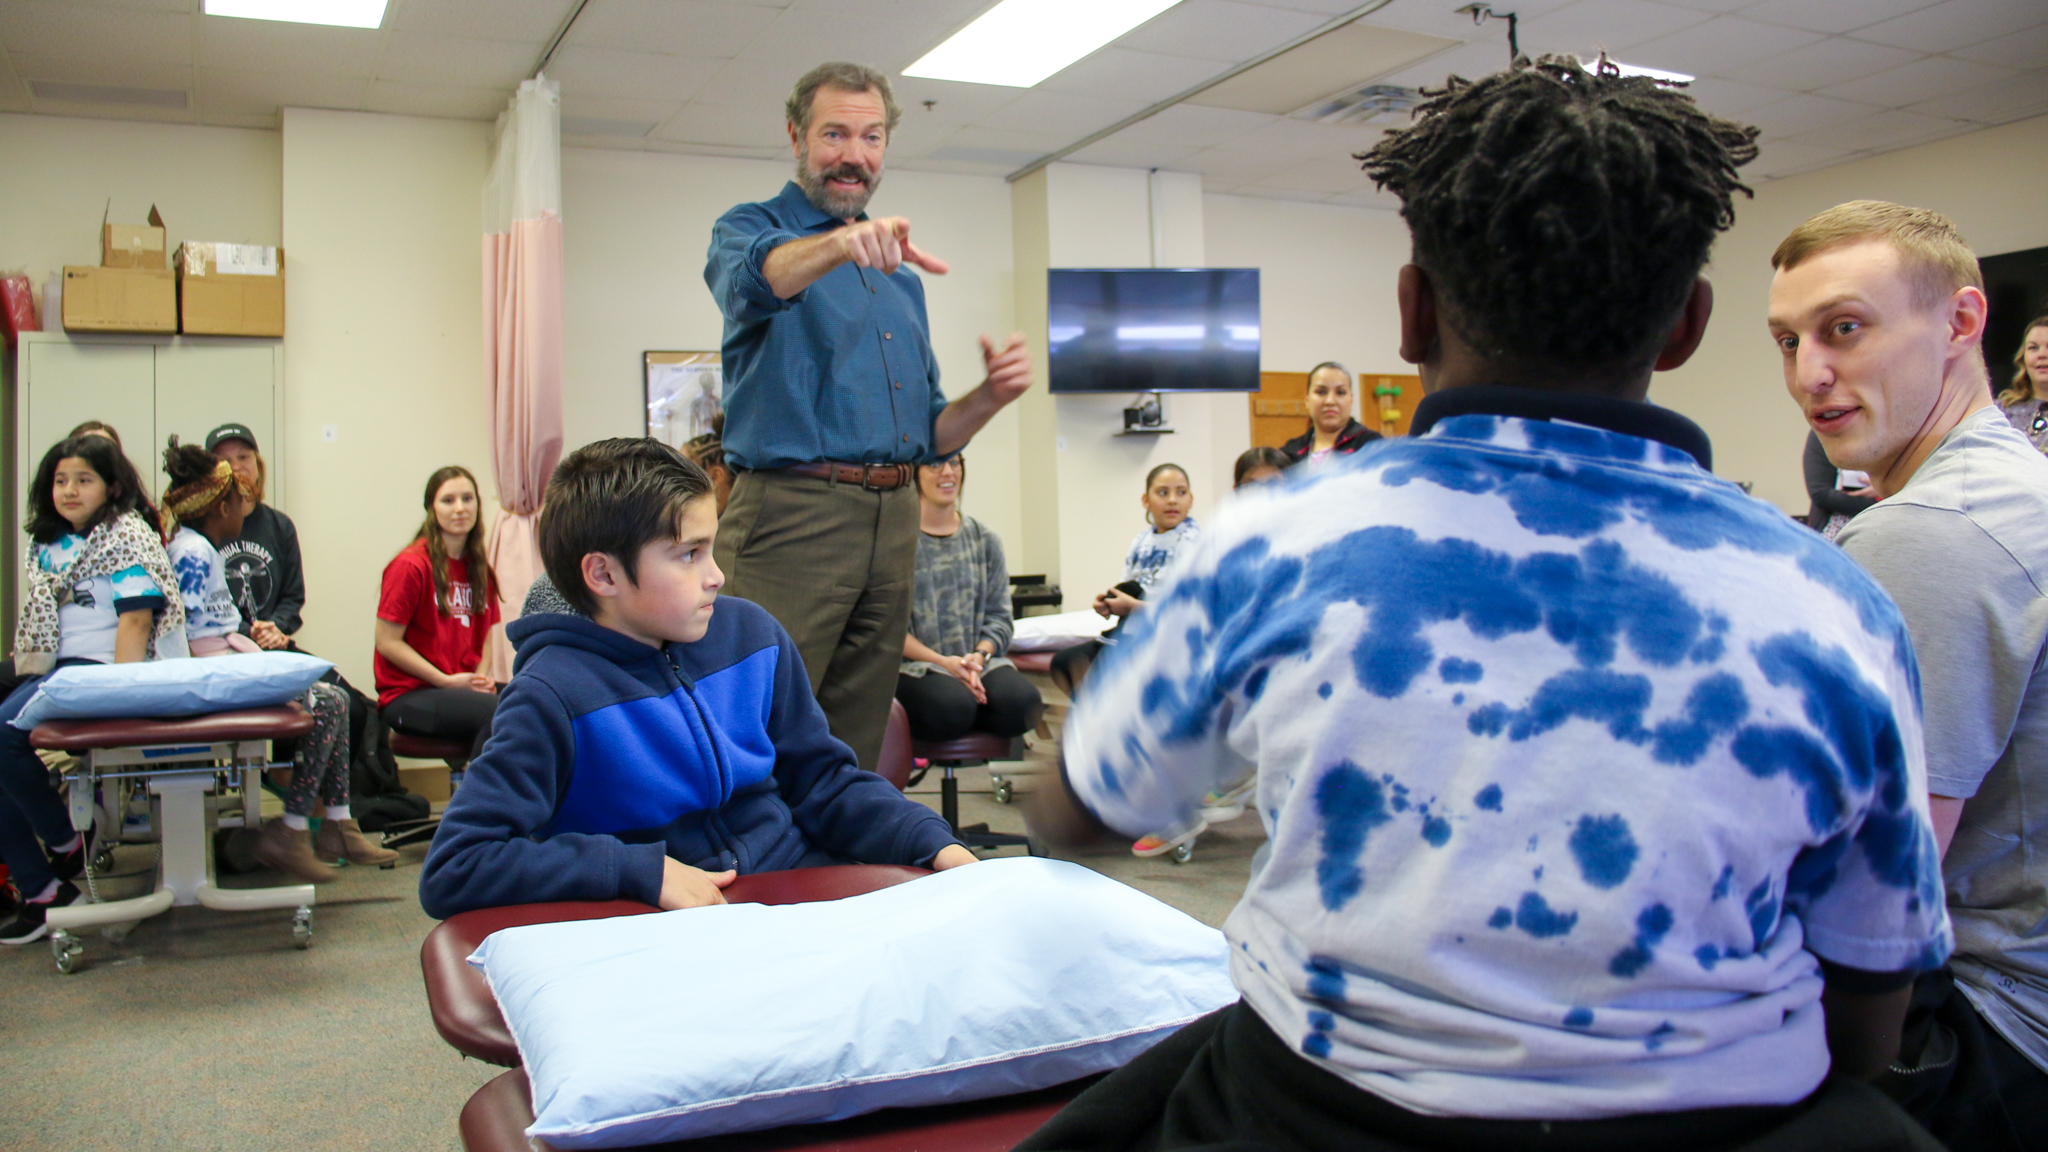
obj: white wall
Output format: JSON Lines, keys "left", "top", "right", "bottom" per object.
{"left": 0, "top": 114, "right": 281, "bottom": 315}
{"left": 282, "top": 108, "right": 492, "bottom": 689}
{"left": 1663, "top": 112, "right": 2048, "bottom": 513}
{"left": 560, "top": 146, "right": 1023, "bottom": 552}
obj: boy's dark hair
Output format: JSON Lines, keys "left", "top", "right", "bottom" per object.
{"left": 540, "top": 438, "right": 712, "bottom": 618}
{"left": 29, "top": 435, "right": 144, "bottom": 544}
{"left": 1233, "top": 446, "right": 1293, "bottom": 487}
{"left": 1358, "top": 55, "right": 1759, "bottom": 384}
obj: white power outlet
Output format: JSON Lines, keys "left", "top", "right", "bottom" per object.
{"left": 1056, "top": 435, "right": 1067, "bottom": 454}
{"left": 321, "top": 424, "right": 338, "bottom": 443}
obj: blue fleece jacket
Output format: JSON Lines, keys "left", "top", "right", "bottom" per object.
{"left": 418, "top": 597, "right": 959, "bottom": 919}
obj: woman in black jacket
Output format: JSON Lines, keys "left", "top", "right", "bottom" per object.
{"left": 1280, "top": 362, "right": 1382, "bottom": 466}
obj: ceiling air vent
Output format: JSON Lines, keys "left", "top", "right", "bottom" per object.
{"left": 1294, "top": 83, "right": 1420, "bottom": 126}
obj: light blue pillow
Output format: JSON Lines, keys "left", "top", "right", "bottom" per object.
{"left": 11, "top": 652, "right": 334, "bottom": 730}
{"left": 469, "top": 857, "right": 1237, "bottom": 1149}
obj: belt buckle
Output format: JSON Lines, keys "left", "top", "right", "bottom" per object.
{"left": 860, "top": 463, "right": 895, "bottom": 491}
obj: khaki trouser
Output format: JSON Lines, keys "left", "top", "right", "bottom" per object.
{"left": 713, "top": 468, "right": 918, "bottom": 773}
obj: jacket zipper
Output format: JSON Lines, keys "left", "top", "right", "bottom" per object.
{"left": 669, "top": 649, "right": 743, "bottom": 872}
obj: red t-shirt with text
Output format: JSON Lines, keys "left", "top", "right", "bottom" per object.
{"left": 373, "top": 538, "right": 500, "bottom": 707}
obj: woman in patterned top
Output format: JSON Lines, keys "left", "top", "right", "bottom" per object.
{"left": 1996, "top": 313, "right": 2048, "bottom": 454}
{"left": 896, "top": 453, "right": 1042, "bottom": 742}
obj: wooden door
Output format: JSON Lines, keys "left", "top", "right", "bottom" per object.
{"left": 1249, "top": 371, "right": 1308, "bottom": 449}
{"left": 1364, "top": 373, "right": 1423, "bottom": 437}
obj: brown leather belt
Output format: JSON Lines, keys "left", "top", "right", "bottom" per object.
{"left": 777, "top": 460, "right": 914, "bottom": 490}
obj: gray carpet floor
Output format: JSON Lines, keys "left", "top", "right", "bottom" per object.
{"left": 0, "top": 738, "right": 1264, "bottom": 1151}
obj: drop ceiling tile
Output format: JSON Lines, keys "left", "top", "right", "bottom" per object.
{"left": 1515, "top": 0, "right": 1714, "bottom": 57}
{"left": 1107, "top": 102, "right": 1282, "bottom": 146}
{"left": 1909, "top": 70, "right": 2048, "bottom": 124}
{"left": 731, "top": 9, "right": 946, "bottom": 74}
{"left": 926, "top": 124, "right": 1075, "bottom": 154}
{"left": 562, "top": 94, "right": 687, "bottom": 124}
{"left": 894, "top": 156, "right": 1020, "bottom": 177}
{"left": 1819, "top": 55, "right": 2013, "bottom": 108}
{"left": 1682, "top": 77, "right": 1800, "bottom": 117}
{"left": 362, "top": 80, "right": 509, "bottom": 120}
{"left": 205, "top": 110, "right": 282, "bottom": 129}
{"left": 395, "top": 0, "right": 573, "bottom": 43}
{"left": 1036, "top": 47, "right": 1231, "bottom": 104}
{"left": 546, "top": 46, "right": 724, "bottom": 104}
{"left": 782, "top": 0, "right": 986, "bottom": 22}
{"left": 1247, "top": 153, "right": 1379, "bottom": 195}
{"left": 1115, "top": 0, "right": 1330, "bottom": 64}
{"left": 1850, "top": 0, "right": 2048, "bottom": 54}
{"left": 652, "top": 100, "right": 790, "bottom": 148}
{"left": 1620, "top": 17, "right": 1823, "bottom": 78}
{"left": 198, "top": 17, "right": 387, "bottom": 77}
{"left": 1784, "top": 107, "right": 1968, "bottom": 151}
{"left": 1718, "top": 36, "right": 1920, "bottom": 91}
{"left": 379, "top": 35, "right": 535, "bottom": 89}
{"left": 8, "top": 51, "right": 194, "bottom": 90}
{"left": 1641, "top": 0, "right": 1752, "bottom": 11}
{"left": 1947, "top": 23, "right": 2048, "bottom": 70}
{"left": 1064, "top": 137, "right": 1204, "bottom": 169}
{"left": 198, "top": 67, "right": 368, "bottom": 117}
{"left": 1, "top": 1, "right": 194, "bottom": 58}
{"left": 562, "top": 0, "right": 780, "bottom": 58}
{"left": 1176, "top": 147, "right": 1293, "bottom": 184}
{"left": 973, "top": 88, "right": 1149, "bottom": 137}
{"left": 1356, "top": 0, "right": 1578, "bottom": 38}
{"left": 694, "top": 55, "right": 817, "bottom": 111}
{"left": 0, "top": 49, "right": 29, "bottom": 112}
{"left": 1735, "top": 0, "right": 1939, "bottom": 35}
{"left": 1741, "top": 92, "right": 1883, "bottom": 136}
{"left": 1747, "top": 137, "right": 1857, "bottom": 178}
{"left": 642, "top": 138, "right": 784, "bottom": 161}
{"left": 887, "top": 77, "right": 1026, "bottom": 134}
{"left": 58, "top": 0, "right": 198, "bottom": 11}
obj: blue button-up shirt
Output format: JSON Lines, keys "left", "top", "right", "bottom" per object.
{"left": 704, "top": 182, "right": 948, "bottom": 471}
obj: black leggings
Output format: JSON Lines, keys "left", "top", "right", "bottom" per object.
{"left": 1879, "top": 966, "right": 2048, "bottom": 1151}
{"left": 382, "top": 687, "right": 498, "bottom": 761}
{"left": 895, "top": 664, "right": 1043, "bottom": 742}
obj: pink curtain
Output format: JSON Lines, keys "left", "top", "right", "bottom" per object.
{"left": 481, "top": 79, "right": 564, "bottom": 682}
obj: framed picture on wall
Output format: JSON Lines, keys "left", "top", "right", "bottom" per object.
{"left": 644, "top": 351, "right": 722, "bottom": 449}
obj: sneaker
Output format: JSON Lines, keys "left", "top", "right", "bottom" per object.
{"left": 1132, "top": 823, "right": 1204, "bottom": 858}
{"left": 1199, "top": 779, "right": 1256, "bottom": 824}
{"left": 49, "top": 824, "right": 94, "bottom": 884}
{"left": 0, "top": 881, "right": 79, "bottom": 945}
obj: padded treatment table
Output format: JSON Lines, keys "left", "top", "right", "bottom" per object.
{"left": 459, "top": 1066, "right": 1080, "bottom": 1152}
{"left": 425, "top": 864, "right": 1087, "bottom": 1151}
{"left": 31, "top": 705, "right": 318, "bottom": 972}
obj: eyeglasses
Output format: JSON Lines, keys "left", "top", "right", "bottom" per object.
{"left": 928, "top": 458, "right": 964, "bottom": 473}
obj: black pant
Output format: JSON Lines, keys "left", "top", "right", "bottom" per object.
{"left": 895, "top": 664, "right": 1043, "bottom": 742}
{"left": 381, "top": 687, "right": 498, "bottom": 760}
{"left": 1879, "top": 966, "right": 2048, "bottom": 1151}
{"left": 1017, "top": 1001, "right": 1942, "bottom": 1152}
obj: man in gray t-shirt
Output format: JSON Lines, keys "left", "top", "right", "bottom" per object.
{"left": 1772, "top": 200, "right": 2048, "bottom": 1148}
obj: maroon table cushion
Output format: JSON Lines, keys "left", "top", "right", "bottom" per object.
{"left": 1010, "top": 651, "right": 1054, "bottom": 675}
{"left": 421, "top": 864, "right": 932, "bottom": 1067}
{"left": 29, "top": 704, "right": 313, "bottom": 752}
{"left": 460, "top": 1067, "right": 1083, "bottom": 1152}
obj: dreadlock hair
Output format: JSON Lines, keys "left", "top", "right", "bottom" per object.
{"left": 1358, "top": 55, "right": 1759, "bottom": 387}
{"left": 413, "top": 465, "right": 497, "bottom": 619}
{"left": 161, "top": 436, "right": 240, "bottom": 530}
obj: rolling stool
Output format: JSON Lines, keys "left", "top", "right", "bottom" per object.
{"left": 382, "top": 731, "right": 470, "bottom": 849}
{"left": 908, "top": 726, "right": 1043, "bottom": 857}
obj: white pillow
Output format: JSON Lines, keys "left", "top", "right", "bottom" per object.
{"left": 469, "top": 857, "right": 1236, "bottom": 1149}
{"left": 11, "top": 652, "right": 334, "bottom": 730}
{"left": 1008, "top": 609, "right": 1113, "bottom": 652}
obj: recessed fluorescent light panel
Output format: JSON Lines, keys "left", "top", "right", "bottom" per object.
{"left": 1609, "top": 60, "right": 1693, "bottom": 83}
{"left": 904, "top": 0, "right": 1184, "bottom": 88}
{"left": 203, "top": 0, "right": 390, "bottom": 29}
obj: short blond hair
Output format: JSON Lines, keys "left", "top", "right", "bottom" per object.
{"left": 1772, "top": 200, "right": 1982, "bottom": 308}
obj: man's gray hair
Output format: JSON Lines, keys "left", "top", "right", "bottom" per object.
{"left": 786, "top": 62, "right": 901, "bottom": 136}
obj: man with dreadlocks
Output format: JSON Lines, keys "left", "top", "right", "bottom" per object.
{"left": 1022, "top": 57, "right": 1949, "bottom": 1151}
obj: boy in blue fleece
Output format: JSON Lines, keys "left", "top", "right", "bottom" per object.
{"left": 419, "top": 438, "right": 973, "bottom": 919}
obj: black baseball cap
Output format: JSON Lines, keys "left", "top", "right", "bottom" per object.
{"left": 204, "top": 423, "right": 258, "bottom": 452}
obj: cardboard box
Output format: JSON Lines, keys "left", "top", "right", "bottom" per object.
{"left": 61, "top": 265, "right": 176, "bottom": 333}
{"left": 176, "top": 242, "right": 284, "bottom": 337}
{"left": 398, "top": 765, "right": 452, "bottom": 803}
{"left": 102, "top": 205, "right": 166, "bottom": 269}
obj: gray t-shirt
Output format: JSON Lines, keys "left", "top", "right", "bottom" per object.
{"left": 901, "top": 515, "right": 1014, "bottom": 678}
{"left": 1839, "top": 404, "right": 2048, "bottom": 1073}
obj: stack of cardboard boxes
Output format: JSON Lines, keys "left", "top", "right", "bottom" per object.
{"left": 62, "top": 206, "right": 284, "bottom": 337}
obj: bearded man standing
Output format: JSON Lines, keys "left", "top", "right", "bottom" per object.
{"left": 705, "top": 62, "right": 1031, "bottom": 773}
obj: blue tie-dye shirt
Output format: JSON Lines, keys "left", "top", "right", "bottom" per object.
{"left": 1063, "top": 400, "right": 1952, "bottom": 1120}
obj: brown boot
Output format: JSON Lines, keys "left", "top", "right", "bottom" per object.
{"left": 254, "top": 819, "right": 337, "bottom": 883}
{"left": 315, "top": 818, "right": 398, "bottom": 868}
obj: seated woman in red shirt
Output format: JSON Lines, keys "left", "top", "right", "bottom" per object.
{"left": 374, "top": 466, "right": 501, "bottom": 758}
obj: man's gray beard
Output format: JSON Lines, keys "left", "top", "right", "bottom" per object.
{"left": 795, "top": 153, "right": 880, "bottom": 219}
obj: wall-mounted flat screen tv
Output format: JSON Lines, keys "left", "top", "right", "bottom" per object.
{"left": 1047, "top": 268, "right": 1260, "bottom": 394}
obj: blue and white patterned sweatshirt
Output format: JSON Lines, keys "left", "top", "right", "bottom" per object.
{"left": 1063, "top": 387, "right": 1952, "bottom": 1120}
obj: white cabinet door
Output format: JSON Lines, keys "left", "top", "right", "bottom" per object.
{"left": 22, "top": 341, "right": 157, "bottom": 496}
{"left": 153, "top": 344, "right": 281, "bottom": 502}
